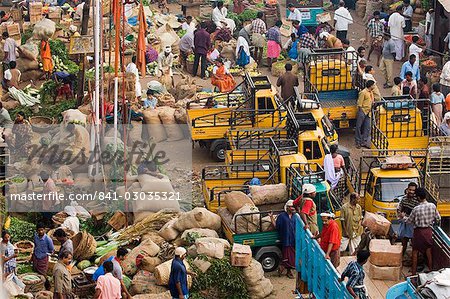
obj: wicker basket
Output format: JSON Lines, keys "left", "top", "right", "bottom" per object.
{"left": 14, "top": 240, "right": 34, "bottom": 263}
{"left": 52, "top": 211, "right": 69, "bottom": 226}
{"left": 29, "top": 116, "right": 54, "bottom": 133}
{"left": 71, "top": 231, "right": 96, "bottom": 260}
{"left": 19, "top": 273, "right": 45, "bottom": 294}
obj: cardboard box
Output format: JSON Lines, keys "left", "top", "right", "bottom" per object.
{"left": 10, "top": 9, "right": 22, "bottom": 22}
{"left": 48, "top": 7, "right": 61, "bottom": 19}
{"left": 11, "top": 34, "right": 21, "bottom": 46}
{"left": 368, "top": 262, "right": 402, "bottom": 281}
{"left": 362, "top": 212, "right": 391, "bottom": 237}
{"left": 22, "top": 22, "right": 31, "bottom": 32}
{"left": 30, "top": 15, "right": 43, "bottom": 25}
{"left": 369, "top": 239, "right": 402, "bottom": 267}
{"left": 29, "top": 2, "right": 43, "bottom": 16}
{"left": 7, "top": 23, "right": 20, "bottom": 36}
{"left": 231, "top": 243, "right": 252, "bottom": 267}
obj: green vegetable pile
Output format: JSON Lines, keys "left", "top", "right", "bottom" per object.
{"left": 80, "top": 212, "right": 114, "bottom": 237}
{"left": 187, "top": 54, "right": 195, "bottom": 63}
{"left": 21, "top": 28, "right": 34, "bottom": 45}
{"left": 189, "top": 253, "right": 249, "bottom": 299}
{"left": 17, "top": 263, "right": 33, "bottom": 275}
{"left": 9, "top": 217, "right": 35, "bottom": 243}
{"left": 227, "top": 12, "right": 242, "bottom": 29}
{"left": 238, "top": 9, "right": 258, "bottom": 23}
{"left": 177, "top": 29, "right": 187, "bottom": 38}
{"left": 48, "top": 40, "right": 79, "bottom": 74}
{"left": 85, "top": 65, "right": 115, "bottom": 80}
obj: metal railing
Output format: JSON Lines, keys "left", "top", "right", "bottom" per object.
{"left": 295, "top": 214, "right": 353, "bottom": 299}
{"left": 285, "top": 163, "right": 325, "bottom": 200}
{"left": 201, "top": 163, "right": 271, "bottom": 181}
{"left": 267, "top": 138, "right": 299, "bottom": 184}
{"left": 208, "top": 185, "right": 250, "bottom": 204}
{"left": 232, "top": 210, "right": 284, "bottom": 233}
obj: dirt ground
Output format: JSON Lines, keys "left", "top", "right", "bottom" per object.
{"left": 140, "top": 1, "right": 406, "bottom": 297}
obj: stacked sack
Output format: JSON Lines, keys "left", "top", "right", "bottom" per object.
{"left": 368, "top": 239, "right": 403, "bottom": 281}
{"left": 218, "top": 185, "right": 287, "bottom": 234}
{"left": 243, "top": 259, "right": 274, "bottom": 299}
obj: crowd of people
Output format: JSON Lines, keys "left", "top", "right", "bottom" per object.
{"left": 269, "top": 180, "right": 440, "bottom": 297}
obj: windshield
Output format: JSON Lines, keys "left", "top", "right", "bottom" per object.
{"left": 375, "top": 178, "right": 419, "bottom": 202}
{"left": 321, "top": 116, "right": 335, "bottom": 137}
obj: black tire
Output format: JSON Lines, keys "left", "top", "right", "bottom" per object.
{"left": 258, "top": 252, "right": 280, "bottom": 272}
{"left": 212, "top": 143, "right": 226, "bottom": 162}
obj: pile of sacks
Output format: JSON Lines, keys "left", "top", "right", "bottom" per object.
{"left": 141, "top": 95, "right": 188, "bottom": 143}
{"left": 218, "top": 184, "right": 288, "bottom": 234}
{"left": 121, "top": 207, "right": 273, "bottom": 298}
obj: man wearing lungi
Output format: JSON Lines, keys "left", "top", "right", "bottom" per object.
{"left": 397, "top": 182, "right": 420, "bottom": 258}
{"left": 32, "top": 222, "right": 54, "bottom": 289}
{"left": 406, "top": 188, "right": 441, "bottom": 275}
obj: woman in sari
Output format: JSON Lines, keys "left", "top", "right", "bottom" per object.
{"left": 40, "top": 38, "right": 53, "bottom": 79}
{"left": 211, "top": 58, "right": 236, "bottom": 92}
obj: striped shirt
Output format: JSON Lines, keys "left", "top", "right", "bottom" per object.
{"left": 367, "top": 18, "right": 384, "bottom": 38}
{"left": 300, "top": 33, "right": 317, "bottom": 50}
{"left": 398, "top": 195, "right": 421, "bottom": 216}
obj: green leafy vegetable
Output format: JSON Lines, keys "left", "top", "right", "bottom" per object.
{"left": 9, "top": 217, "right": 36, "bottom": 242}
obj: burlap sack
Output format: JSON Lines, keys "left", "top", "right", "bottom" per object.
{"left": 174, "top": 207, "right": 222, "bottom": 232}
{"left": 33, "top": 18, "right": 56, "bottom": 40}
{"left": 231, "top": 204, "right": 260, "bottom": 234}
{"left": 141, "top": 256, "right": 163, "bottom": 273}
{"left": 180, "top": 228, "right": 219, "bottom": 245}
{"left": 261, "top": 215, "right": 275, "bottom": 232}
{"left": 247, "top": 277, "right": 274, "bottom": 299}
{"left": 158, "top": 218, "right": 180, "bottom": 241}
{"left": 157, "top": 93, "right": 176, "bottom": 107}
{"left": 19, "top": 41, "right": 39, "bottom": 61}
{"left": 195, "top": 238, "right": 225, "bottom": 259}
{"left": 249, "top": 184, "right": 288, "bottom": 205}
{"left": 224, "top": 191, "right": 255, "bottom": 215}
{"left": 142, "top": 231, "right": 166, "bottom": 246}
{"left": 195, "top": 237, "right": 231, "bottom": 250}
{"left": 217, "top": 207, "right": 233, "bottom": 227}
{"left": 173, "top": 107, "right": 187, "bottom": 124}
{"left": 123, "top": 239, "right": 161, "bottom": 275}
{"left": 154, "top": 259, "right": 191, "bottom": 286}
{"left": 130, "top": 270, "right": 168, "bottom": 295}
{"left": 158, "top": 107, "right": 184, "bottom": 141}
{"left": 132, "top": 290, "right": 172, "bottom": 299}
{"left": 142, "top": 109, "right": 167, "bottom": 143}
{"left": 243, "top": 259, "right": 265, "bottom": 286}
{"left": 132, "top": 174, "right": 181, "bottom": 213}
{"left": 16, "top": 58, "right": 39, "bottom": 72}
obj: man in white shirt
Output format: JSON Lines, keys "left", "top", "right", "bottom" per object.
{"left": 334, "top": 1, "right": 353, "bottom": 41}
{"left": 125, "top": 56, "right": 142, "bottom": 99}
{"left": 181, "top": 16, "right": 195, "bottom": 33}
{"left": 408, "top": 36, "right": 422, "bottom": 61}
{"left": 287, "top": 3, "right": 302, "bottom": 24}
{"left": 212, "top": 1, "right": 236, "bottom": 32}
{"left": 388, "top": 6, "right": 406, "bottom": 61}
{"left": 2, "top": 32, "right": 17, "bottom": 65}
{"left": 425, "top": 8, "right": 434, "bottom": 55}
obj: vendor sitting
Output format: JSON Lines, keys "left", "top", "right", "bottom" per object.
{"left": 142, "top": 89, "right": 158, "bottom": 109}
{"left": 211, "top": 58, "right": 236, "bottom": 93}
{"left": 212, "top": 1, "right": 236, "bottom": 32}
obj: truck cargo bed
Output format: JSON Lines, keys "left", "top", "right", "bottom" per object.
{"left": 317, "top": 89, "right": 358, "bottom": 108}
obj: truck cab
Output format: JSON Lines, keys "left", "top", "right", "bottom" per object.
{"left": 187, "top": 73, "right": 286, "bottom": 161}
{"left": 357, "top": 150, "right": 426, "bottom": 222}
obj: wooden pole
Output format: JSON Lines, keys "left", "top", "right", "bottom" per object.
{"left": 76, "top": 0, "right": 91, "bottom": 107}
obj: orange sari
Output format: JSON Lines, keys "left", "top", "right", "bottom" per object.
{"left": 40, "top": 40, "right": 53, "bottom": 72}
{"left": 211, "top": 65, "right": 236, "bottom": 92}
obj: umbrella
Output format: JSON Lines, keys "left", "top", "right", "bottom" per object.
{"left": 137, "top": 2, "right": 147, "bottom": 77}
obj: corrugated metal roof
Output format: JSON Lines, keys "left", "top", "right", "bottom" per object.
{"left": 439, "top": 0, "right": 450, "bottom": 12}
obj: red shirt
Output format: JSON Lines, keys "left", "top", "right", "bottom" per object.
{"left": 301, "top": 198, "right": 316, "bottom": 216}
{"left": 320, "top": 220, "right": 341, "bottom": 252}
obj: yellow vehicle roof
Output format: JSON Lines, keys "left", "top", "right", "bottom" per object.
{"left": 371, "top": 168, "right": 421, "bottom": 178}
{"left": 298, "top": 128, "right": 325, "bottom": 140}
{"left": 255, "top": 87, "right": 277, "bottom": 97}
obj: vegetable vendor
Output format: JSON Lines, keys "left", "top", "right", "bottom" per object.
{"left": 211, "top": 58, "right": 236, "bottom": 93}
{"left": 212, "top": 1, "right": 236, "bottom": 33}
{"left": 32, "top": 222, "right": 54, "bottom": 289}
{"left": 54, "top": 229, "right": 73, "bottom": 259}
{"left": 157, "top": 46, "right": 174, "bottom": 88}
{"left": 40, "top": 37, "right": 54, "bottom": 80}
{"left": 125, "top": 56, "right": 142, "bottom": 100}
{"left": 5, "top": 111, "right": 33, "bottom": 160}
{"left": 169, "top": 247, "right": 197, "bottom": 299}
{"left": 179, "top": 30, "right": 194, "bottom": 71}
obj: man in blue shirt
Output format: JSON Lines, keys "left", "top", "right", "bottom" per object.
{"left": 32, "top": 222, "right": 54, "bottom": 289}
{"left": 340, "top": 250, "right": 371, "bottom": 299}
{"left": 169, "top": 247, "right": 196, "bottom": 299}
{"left": 271, "top": 199, "right": 296, "bottom": 279}
{"left": 400, "top": 54, "right": 420, "bottom": 81}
